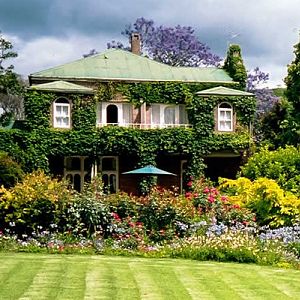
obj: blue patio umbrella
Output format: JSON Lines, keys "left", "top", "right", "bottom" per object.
{"left": 122, "top": 165, "right": 176, "bottom": 176}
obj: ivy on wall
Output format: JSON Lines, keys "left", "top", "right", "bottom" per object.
{"left": 1, "top": 73, "right": 256, "bottom": 192}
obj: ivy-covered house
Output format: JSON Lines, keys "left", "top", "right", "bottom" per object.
{"left": 2, "top": 37, "right": 256, "bottom": 194}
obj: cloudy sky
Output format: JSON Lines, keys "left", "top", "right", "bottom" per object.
{"left": 1, "top": 0, "right": 300, "bottom": 87}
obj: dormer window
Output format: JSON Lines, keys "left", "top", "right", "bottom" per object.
{"left": 53, "top": 98, "right": 71, "bottom": 128}
{"left": 218, "top": 102, "right": 233, "bottom": 132}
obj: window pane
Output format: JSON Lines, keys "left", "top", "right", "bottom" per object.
{"left": 151, "top": 105, "right": 160, "bottom": 124}
{"left": 74, "top": 174, "right": 81, "bottom": 192}
{"left": 179, "top": 105, "right": 188, "bottom": 124}
{"left": 122, "top": 104, "right": 132, "bottom": 124}
{"left": 109, "top": 174, "right": 116, "bottom": 193}
{"left": 66, "top": 157, "right": 81, "bottom": 171}
{"left": 102, "top": 157, "right": 116, "bottom": 171}
{"left": 164, "top": 106, "right": 175, "bottom": 124}
{"left": 225, "top": 111, "right": 231, "bottom": 120}
{"left": 62, "top": 106, "right": 69, "bottom": 116}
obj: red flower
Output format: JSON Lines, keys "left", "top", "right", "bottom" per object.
{"left": 208, "top": 195, "right": 215, "bottom": 203}
{"left": 221, "top": 195, "right": 228, "bottom": 202}
{"left": 187, "top": 181, "right": 193, "bottom": 187}
{"left": 233, "top": 204, "right": 240, "bottom": 209}
{"left": 203, "top": 187, "right": 210, "bottom": 193}
{"left": 185, "top": 192, "right": 193, "bottom": 199}
{"left": 112, "top": 212, "right": 121, "bottom": 221}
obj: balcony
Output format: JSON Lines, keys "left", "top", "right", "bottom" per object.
{"left": 96, "top": 123, "right": 192, "bottom": 129}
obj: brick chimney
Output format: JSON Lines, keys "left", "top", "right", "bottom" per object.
{"left": 131, "top": 33, "right": 141, "bottom": 55}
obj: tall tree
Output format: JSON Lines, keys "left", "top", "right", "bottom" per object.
{"left": 107, "top": 17, "right": 222, "bottom": 67}
{"left": 0, "top": 32, "right": 24, "bottom": 125}
{"left": 285, "top": 40, "right": 300, "bottom": 111}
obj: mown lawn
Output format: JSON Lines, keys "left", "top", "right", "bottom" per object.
{"left": 0, "top": 253, "right": 300, "bottom": 300}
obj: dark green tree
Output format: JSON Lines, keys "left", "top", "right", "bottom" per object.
{"left": 0, "top": 32, "right": 24, "bottom": 125}
{"left": 223, "top": 44, "right": 247, "bottom": 89}
{"left": 285, "top": 40, "right": 300, "bottom": 111}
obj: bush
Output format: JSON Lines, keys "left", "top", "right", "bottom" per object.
{"left": 219, "top": 177, "right": 300, "bottom": 227}
{"left": 0, "top": 152, "right": 24, "bottom": 188}
{"left": 241, "top": 146, "right": 300, "bottom": 195}
{"left": 186, "top": 178, "right": 256, "bottom": 226}
{"left": 0, "top": 170, "right": 72, "bottom": 234}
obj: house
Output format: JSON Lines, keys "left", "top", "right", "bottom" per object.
{"left": 13, "top": 35, "right": 256, "bottom": 194}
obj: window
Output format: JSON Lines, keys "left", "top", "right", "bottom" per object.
{"left": 53, "top": 98, "right": 71, "bottom": 128}
{"left": 97, "top": 102, "right": 132, "bottom": 126}
{"left": 64, "top": 156, "right": 92, "bottom": 192}
{"left": 151, "top": 104, "right": 188, "bottom": 128}
{"left": 98, "top": 156, "right": 119, "bottom": 193}
{"left": 218, "top": 102, "right": 233, "bottom": 131}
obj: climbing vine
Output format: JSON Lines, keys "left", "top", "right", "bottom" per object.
{"left": 1, "top": 79, "right": 256, "bottom": 192}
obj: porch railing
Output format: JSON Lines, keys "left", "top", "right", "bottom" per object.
{"left": 96, "top": 123, "right": 192, "bottom": 129}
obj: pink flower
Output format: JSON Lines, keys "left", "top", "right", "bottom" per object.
{"left": 221, "top": 195, "right": 228, "bottom": 202}
{"left": 208, "top": 195, "right": 215, "bottom": 203}
{"left": 203, "top": 187, "right": 210, "bottom": 193}
{"left": 185, "top": 192, "right": 193, "bottom": 199}
{"left": 187, "top": 181, "right": 193, "bottom": 187}
{"left": 112, "top": 212, "right": 121, "bottom": 221}
{"left": 193, "top": 193, "right": 199, "bottom": 197}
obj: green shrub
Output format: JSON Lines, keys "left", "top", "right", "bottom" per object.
{"left": 241, "top": 146, "right": 300, "bottom": 195}
{"left": 219, "top": 177, "right": 300, "bottom": 227}
{"left": 0, "top": 170, "right": 72, "bottom": 233}
{"left": 0, "top": 152, "right": 24, "bottom": 188}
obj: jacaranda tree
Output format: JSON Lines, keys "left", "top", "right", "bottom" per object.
{"left": 107, "top": 17, "right": 222, "bottom": 67}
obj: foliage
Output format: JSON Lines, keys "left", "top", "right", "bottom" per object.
{"left": 186, "top": 178, "right": 256, "bottom": 226}
{"left": 0, "top": 32, "right": 24, "bottom": 124}
{"left": 0, "top": 151, "right": 24, "bottom": 188}
{"left": 62, "top": 177, "right": 112, "bottom": 237}
{"left": 240, "top": 146, "right": 300, "bottom": 194}
{"left": 223, "top": 44, "right": 247, "bottom": 89}
{"left": 285, "top": 40, "right": 300, "bottom": 111}
{"left": 0, "top": 170, "right": 73, "bottom": 233}
{"left": 247, "top": 67, "right": 279, "bottom": 116}
{"left": 219, "top": 177, "right": 300, "bottom": 227}
{"left": 107, "top": 17, "right": 222, "bottom": 67}
{"left": 257, "top": 98, "right": 300, "bottom": 147}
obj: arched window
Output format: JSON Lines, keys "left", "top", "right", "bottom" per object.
{"left": 106, "top": 104, "right": 118, "bottom": 124}
{"left": 53, "top": 98, "right": 71, "bottom": 128}
{"left": 218, "top": 102, "right": 233, "bottom": 131}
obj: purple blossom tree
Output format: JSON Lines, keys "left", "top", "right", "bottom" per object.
{"left": 246, "top": 67, "right": 279, "bottom": 116}
{"left": 107, "top": 17, "right": 222, "bottom": 67}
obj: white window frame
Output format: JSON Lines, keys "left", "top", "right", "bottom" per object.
{"left": 151, "top": 104, "right": 186, "bottom": 128}
{"left": 218, "top": 102, "right": 233, "bottom": 132}
{"left": 64, "top": 156, "right": 88, "bottom": 192}
{"left": 53, "top": 98, "right": 71, "bottom": 128}
{"left": 97, "top": 102, "right": 132, "bottom": 126}
{"left": 96, "top": 156, "right": 119, "bottom": 193}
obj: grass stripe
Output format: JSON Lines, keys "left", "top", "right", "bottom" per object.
{"left": 174, "top": 264, "right": 218, "bottom": 299}
{"left": 53, "top": 256, "right": 88, "bottom": 300}
{"left": 110, "top": 260, "right": 140, "bottom": 299}
{"left": 1, "top": 254, "right": 300, "bottom": 300}
{"left": 84, "top": 258, "right": 118, "bottom": 300}
{"left": 18, "top": 257, "right": 65, "bottom": 300}
{"left": 129, "top": 261, "right": 167, "bottom": 299}
{"left": 0, "top": 254, "right": 44, "bottom": 300}
{"left": 257, "top": 268, "right": 300, "bottom": 299}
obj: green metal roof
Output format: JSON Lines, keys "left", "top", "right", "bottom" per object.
{"left": 30, "top": 49, "right": 233, "bottom": 83}
{"left": 29, "top": 81, "right": 94, "bottom": 94}
{"left": 196, "top": 86, "right": 254, "bottom": 96}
